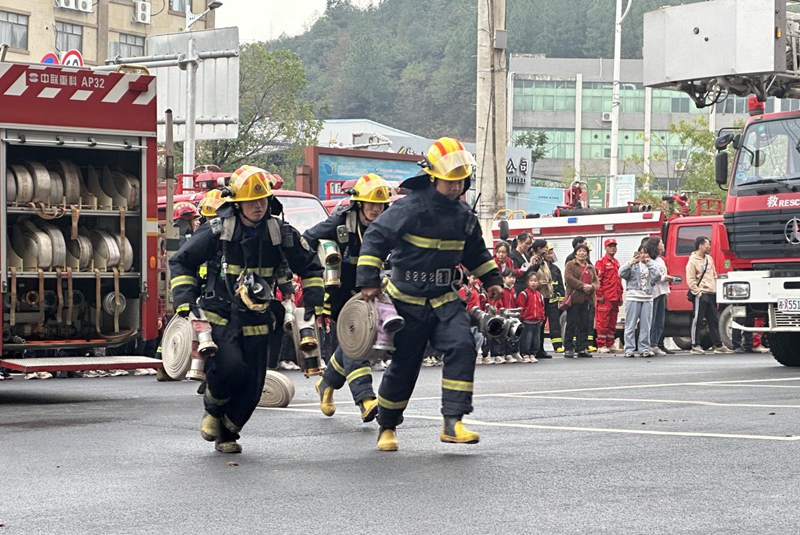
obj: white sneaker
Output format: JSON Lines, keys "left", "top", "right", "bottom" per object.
{"left": 422, "top": 357, "right": 435, "bottom": 367}
{"left": 713, "top": 346, "right": 734, "bottom": 354}
{"left": 690, "top": 346, "right": 705, "bottom": 355}
{"left": 134, "top": 369, "right": 149, "bottom": 376}
{"left": 37, "top": 371, "right": 53, "bottom": 380}
{"left": 278, "top": 361, "right": 292, "bottom": 370}
{"left": 597, "top": 347, "right": 610, "bottom": 354}
{"left": 609, "top": 346, "right": 624, "bottom": 354}
{"left": 529, "top": 356, "right": 539, "bottom": 363}
{"left": 24, "top": 372, "right": 39, "bottom": 380}
{"left": 522, "top": 355, "right": 532, "bottom": 363}
{"left": 494, "top": 356, "right": 505, "bottom": 364}
{"left": 754, "top": 346, "right": 770, "bottom": 353}
{"left": 652, "top": 347, "right": 666, "bottom": 356}
{"left": 483, "top": 356, "right": 494, "bottom": 365}
{"left": 476, "top": 356, "right": 483, "bottom": 365}
{"left": 505, "top": 355, "right": 516, "bottom": 363}
{"left": 109, "top": 369, "right": 128, "bottom": 377}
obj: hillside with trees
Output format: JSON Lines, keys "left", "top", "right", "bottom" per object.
{"left": 270, "top": 0, "right": 704, "bottom": 140}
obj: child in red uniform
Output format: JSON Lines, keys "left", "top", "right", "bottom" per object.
{"left": 488, "top": 269, "right": 518, "bottom": 363}
{"left": 517, "top": 272, "right": 545, "bottom": 363}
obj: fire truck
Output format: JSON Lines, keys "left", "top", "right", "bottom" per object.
{"left": 493, "top": 201, "right": 730, "bottom": 349}
{"left": 0, "top": 62, "right": 161, "bottom": 375}
{"left": 643, "top": 0, "right": 800, "bottom": 364}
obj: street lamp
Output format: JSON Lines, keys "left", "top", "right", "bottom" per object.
{"left": 185, "top": 1, "right": 223, "bottom": 31}
{"left": 609, "top": 0, "right": 633, "bottom": 180}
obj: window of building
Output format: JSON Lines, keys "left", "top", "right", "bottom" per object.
{"left": 675, "top": 225, "right": 712, "bottom": 256}
{"left": 580, "top": 129, "right": 644, "bottom": 160}
{"left": 171, "top": 0, "right": 187, "bottom": 12}
{"left": 55, "top": 21, "right": 82, "bottom": 54}
{"left": 0, "top": 10, "right": 28, "bottom": 50}
{"left": 513, "top": 80, "right": 576, "bottom": 112}
{"left": 513, "top": 128, "right": 576, "bottom": 160}
{"left": 652, "top": 90, "right": 705, "bottom": 115}
{"left": 110, "top": 33, "right": 145, "bottom": 58}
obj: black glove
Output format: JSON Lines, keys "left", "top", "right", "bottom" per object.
{"left": 177, "top": 303, "right": 199, "bottom": 318}
{"left": 303, "top": 307, "right": 315, "bottom": 322}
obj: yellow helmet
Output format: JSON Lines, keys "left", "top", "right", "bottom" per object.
{"left": 198, "top": 189, "right": 225, "bottom": 218}
{"left": 423, "top": 137, "right": 476, "bottom": 181}
{"left": 226, "top": 165, "right": 272, "bottom": 201}
{"left": 350, "top": 173, "right": 392, "bottom": 204}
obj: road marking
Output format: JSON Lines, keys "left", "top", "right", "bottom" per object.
{"left": 259, "top": 407, "right": 800, "bottom": 442}
{"left": 501, "top": 394, "right": 800, "bottom": 409}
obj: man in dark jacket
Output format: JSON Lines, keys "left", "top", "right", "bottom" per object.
{"left": 357, "top": 137, "right": 503, "bottom": 452}
{"left": 170, "top": 166, "right": 324, "bottom": 454}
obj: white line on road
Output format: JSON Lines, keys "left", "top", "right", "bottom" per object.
{"left": 500, "top": 394, "right": 800, "bottom": 409}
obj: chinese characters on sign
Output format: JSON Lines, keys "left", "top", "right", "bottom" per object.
{"left": 506, "top": 157, "right": 529, "bottom": 185}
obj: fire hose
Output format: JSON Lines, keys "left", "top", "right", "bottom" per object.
{"left": 9, "top": 164, "right": 34, "bottom": 203}
{"left": 12, "top": 219, "right": 53, "bottom": 269}
{"left": 46, "top": 159, "right": 81, "bottom": 205}
{"left": 66, "top": 231, "right": 92, "bottom": 271}
{"left": 258, "top": 371, "right": 296, "bottom": 408}
{"left": 336, "top": 293, "right": 404, "bottom": 361}
{"left": 22, "top": 161, "right": 51, "bottom": 203}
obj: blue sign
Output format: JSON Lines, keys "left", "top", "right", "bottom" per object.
{"left": 317, "top": 154, "right": 420, "bottom": 199}
{"left": 527, "top": 187, "right": 565, "bottom": 216}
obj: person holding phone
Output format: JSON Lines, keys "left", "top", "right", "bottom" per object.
{"left": 618, "top": 245, "right": 660, "bottom": 358}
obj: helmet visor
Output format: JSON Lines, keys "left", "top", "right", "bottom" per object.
{"left": 430, "top": 149, "right": 476, "bottom": 180}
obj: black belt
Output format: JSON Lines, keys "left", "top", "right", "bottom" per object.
{"left": 391, "top": 267, "right": 459, "bottom": 287}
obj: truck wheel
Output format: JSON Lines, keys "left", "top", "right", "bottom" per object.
{"left": 770, "top": 333, "right": 800, "bottom": 367}
{"left": 718, "top": 306, "right": 734, "bottom": 350}
{"left": 672, "top": 336, "right": 692, "bottom": 351}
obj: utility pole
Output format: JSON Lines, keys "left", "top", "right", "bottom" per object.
{"left": 476, "top": 0, "right": 508, "bottom": 246}
{"left": 609, "top": 0, "right": 633, "bottom": 181}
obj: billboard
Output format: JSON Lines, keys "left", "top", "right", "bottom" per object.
{"left": 528, "top": 187, "right": 565, "bottom": 216}
{"left": 585, "top": 176, "right": 607, "bottom": 209}
{"left": 609, "top": 174, "right": 637, "bottom": 207}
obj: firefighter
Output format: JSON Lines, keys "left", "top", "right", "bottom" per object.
{"left": 173, "top": 202, "right": 201, "bottom": 247}
{"left": 303, "top": 173, "right": 392, "bottom": 423}
{"left": 169, "top": 165, "right": 324, "bottom": 454}
{"left": 544, "top": 243, "right": 565, "bottom": 353}
{"left": 198, "top": 188, "right": 225, "bottom": 221}
{"left": 356, "top": 137, "right": 503, "bottom": 452}
{"left": 594, "top": 239, "right": 623, "bottom": 353}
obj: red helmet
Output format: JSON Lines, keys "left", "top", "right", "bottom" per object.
{"left": 173, "top": 202, "right": 200, "bottom": 222}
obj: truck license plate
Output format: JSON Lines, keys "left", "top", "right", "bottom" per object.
{"left": 777, "top": 299, "right": 800, "bottom": 313}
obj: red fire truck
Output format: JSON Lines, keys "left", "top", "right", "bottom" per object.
{"left": 0, "top": 62, "right": 161, "bottom": 375}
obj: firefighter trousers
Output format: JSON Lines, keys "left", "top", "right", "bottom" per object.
{"left": 545, "top": 300, "right": 562, "bottom": 351}
{"left": 377, "top": 300, "right": 475, "bottom": 429}
{"left": 321, "top": 345, "right": 375, "bottom": 405}
{"left": 203, "top": 322, "right": 270, "bottom": 440}
{"left": 595, "top": 302, "right": 620, "bottom": 348}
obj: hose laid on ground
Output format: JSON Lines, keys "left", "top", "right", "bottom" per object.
{"left": 258, "top": 371, "right": 296, "bottom": 408}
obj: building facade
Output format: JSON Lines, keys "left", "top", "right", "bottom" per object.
{"left": 508, "top": 55, "right": 798, "bottom": 191}
{"left": 0, "top": 0, "right": 215, "bottom": 66}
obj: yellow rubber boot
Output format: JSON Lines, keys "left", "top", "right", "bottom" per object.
{"left": 377, "top": 427, "right": 399, "bottom": 451}
{"left": 215, "top": 441, "right": 242, "bottom": 454}
{"left": 358, "top": 397, "right": 379, "bottom": 423}
{"left": 316, "top": 379, "right": 336, "bottom": 417}
{"left": 200, "top": 412, "right": 220, "bottom": 442}
{"left": 440, "top": 416, "right": 480, "bottom": 444}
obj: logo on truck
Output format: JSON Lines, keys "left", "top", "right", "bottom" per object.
{"left": 767, "top": 194, "right": 800, "bottom": 209}
{"left": 786, "top": 218, "right": 800, "bottom": 245}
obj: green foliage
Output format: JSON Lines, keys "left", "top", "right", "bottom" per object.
{"left": 513, "top": 130, "right": 549, "bottom": 172}
{"left": 189, "top": 45, "right": 322, "bottom": 185}
{"left": 270, "top": 0, "right": 704, "bottom": 140}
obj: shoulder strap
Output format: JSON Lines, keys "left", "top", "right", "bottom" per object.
{"left": 697, "top": 258, "right": 709, "bottom": 284}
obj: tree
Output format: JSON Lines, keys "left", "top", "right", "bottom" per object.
{"left": 514, "top": 130, "right": 549, "bottom": 175}
{"left": 189, "top": 45, "right": 322, "bottom": 185}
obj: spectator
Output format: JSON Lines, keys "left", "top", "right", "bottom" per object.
{"left": 564, "top": 236, "right": 597, "bottom": 352}
{"left": 595, "top": 238, "right": 623, "bottom": 354}
{"left": 686, "top": 236, "right": 733, "bottom": 354}
{"left": 509, "top": 231, "right": 533, "bottom": 268}
{"left": 543, "top": 243, "right": 564, "bottom": 355}
{"left": 493, "top": 241, "right": 515, "bottom": 274}
{"left": 517, "top": 272, "right": 545, "bottom": 363}
{"left": 488, "top": 268, "right": 518, "bottom": 363}
{"left": 563, "top": 244, "right": 598, "bottom": 358}
{"left": 619, "top": 245, "right": 660, "bottom": 358}
{"left": 512, "top": 235, "right": 545, "bottom": 295}
{"left": 459, "top": 273, "right": 487, "bottom": 365}
{"left": 646, "top": 237, "right": 674, "bottom": 356}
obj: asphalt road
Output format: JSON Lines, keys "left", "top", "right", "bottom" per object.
{"left": 2, "top": 351, "right": 800, "bottom": 534}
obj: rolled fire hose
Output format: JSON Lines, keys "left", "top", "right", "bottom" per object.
{"left": 22, "top": 161, "right": 51, "bottom": 204}
{"left": 46, "top": 159, "right": 81, "bottom": 205}
{"left": 90, "top": 229, "right": 121, "bottom": 268}
{"left": 35, "top": 221, "right": 67, "bottom": 268}
{"left": 336, "top": 293, "right": 379, "bottom": 360}
{"left": 258, "top": 371, "right": 296, "bottom": 408}
{"left": 6, "top": 167, "right": 17, "bottom": 203}
{"left": 101, "top": 166, "right": 127, "bottom": 209}
{"left": 10, "top": 164, "right": 34, "bottom": 203}
{"left": 112, "top": 171, "right": 138, "bottom": 209}
{"left": 86, "top": 165, "right": 112, "bottom": 209}
{"left": 124, "top": 173, "right": 140, "bottom": 209}
{"left": 12, "top": 220, "right": 53, "bottom": 269}
{"left": 161, "top": 314, "right": 196, "bottom": 380}
{"left": 66, "top": 230, "right": 92, "bottom": 271}
{"left": 48, "top": 170, "right": 64, "bottom": 205}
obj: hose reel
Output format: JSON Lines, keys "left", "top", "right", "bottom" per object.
{"left": 258, "top": 371, "right": 296, "bottom": 408}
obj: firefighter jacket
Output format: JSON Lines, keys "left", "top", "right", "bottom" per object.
{"left": 303, "top": 207, "right": 365, "bottom": 319}
{"left": 356, "top": 184, "right": 502, "bottom": 319}
{"left": 517, "top": 288, "right": 545, "bottom": 322}
{"left": 595, "top": 254, "right": 623, "bottom": 305}
{"left": 547, "top": 260, "right": 565, "bottom": 303}
{"left": 170, "top": 215, "right": 324, "bottom": 326}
